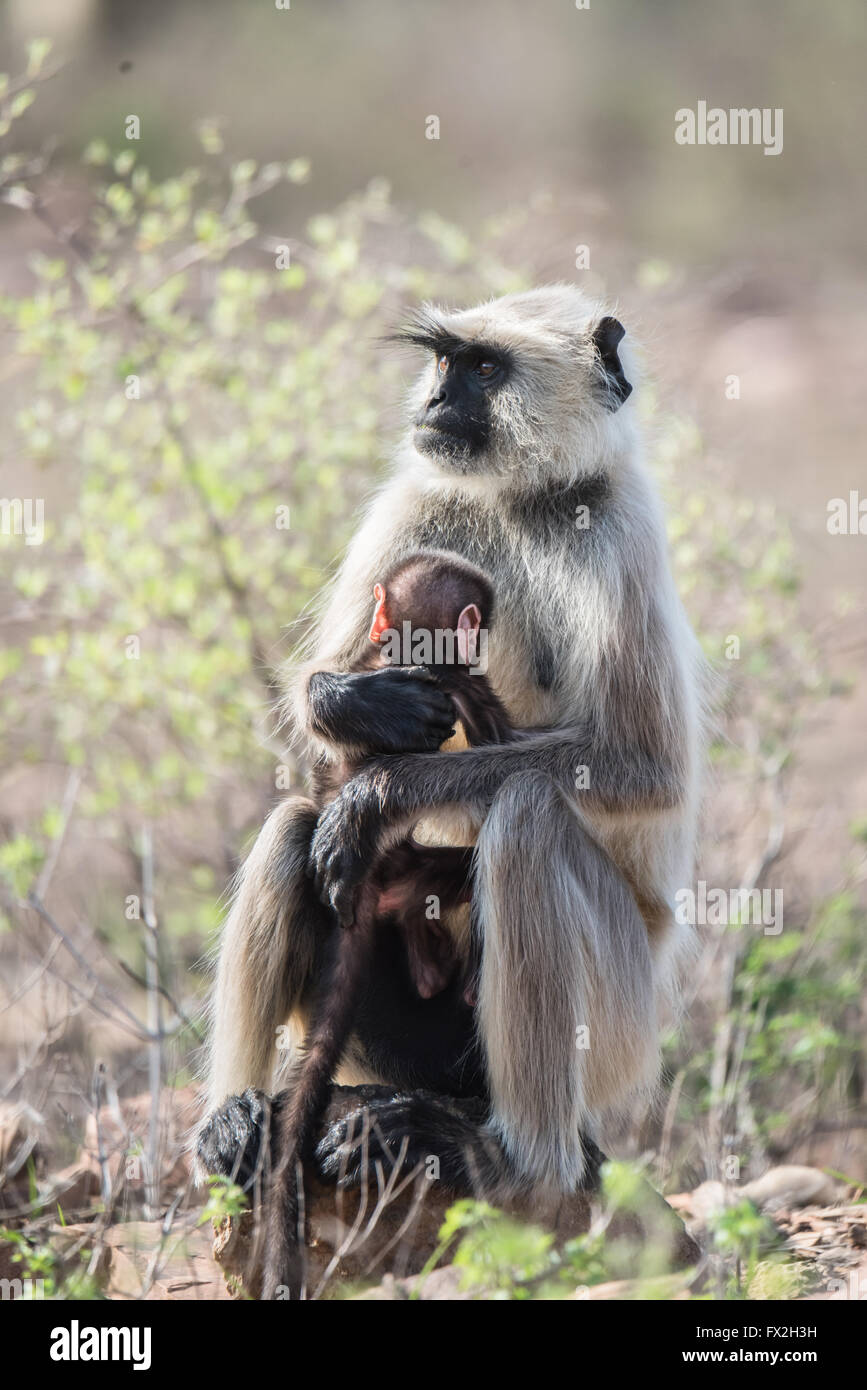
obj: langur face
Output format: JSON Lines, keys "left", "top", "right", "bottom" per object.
{"left": 413, "top": 346, "right": 510, "bottom": 472}
{"left": 398, "top": 290, "right": 633, "bottom": 482}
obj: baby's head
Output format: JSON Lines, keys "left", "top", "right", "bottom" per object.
{"left": 368, "top": 550, "right": 494, "bottom": 667}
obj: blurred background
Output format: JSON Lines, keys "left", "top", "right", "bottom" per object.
{"left": 0, "top": 0, "right": 865, "bottom": 1298}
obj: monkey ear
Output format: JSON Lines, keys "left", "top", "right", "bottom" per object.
{"left": 369, "top": 582, "right": 390, "bottom": 643}
{"left": 456, "top": 603, "right": 481, "bottom": 664}
{"left": 592, "top": 316, "right": 632, "bottom": 410}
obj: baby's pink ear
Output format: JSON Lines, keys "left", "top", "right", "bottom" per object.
{"left": 456, "top": 603, "right": 481, "bottom": 663}
{"left": 369, "top": 582, "right": 389, "bottom": 643}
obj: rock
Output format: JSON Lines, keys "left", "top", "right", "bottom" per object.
{"left": 9, "top": 1216, "right": 230, "bottom": 1301}
{"left": 101, "top": 1220, "right": 231, "bottom": 1300}
{"left": 44, "top": 1221, "right": 113, "bottom": 1287}
{"left": 741, "top": 1166, "right": 842, "bottom": 1212}
{"left": 683, "top": 1166, "right": 845, "bottom": 1227}
{"left": 686, "top": 1180, "right": 727, "bottom": 1224}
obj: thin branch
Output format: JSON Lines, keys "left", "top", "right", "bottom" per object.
{"left": 25, "top": 894, "right": 148, "bottom": 1035}
{"left": 34, "top": 767, "right": 82, "bottom": 900}
{"left": 140, "top": 826, "right": 162, "bottom": 1220}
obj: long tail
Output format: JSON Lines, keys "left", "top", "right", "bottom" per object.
{"left": 261, "top": 912, "right": 374, "bottom": 1300}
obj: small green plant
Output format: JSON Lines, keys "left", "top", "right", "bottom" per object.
{"left": 416, "top": 1163, "right": 697, "bottom": 1301}
{"left": 0, "top": 1227, "right": 103, "bottom": 1299}
{"left": 198, "top": 1174, "right": 249, "bottom": 1227}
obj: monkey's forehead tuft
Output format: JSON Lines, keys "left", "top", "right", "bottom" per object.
{"left": 431, "top": 284, "right": 610, "bottom": 352}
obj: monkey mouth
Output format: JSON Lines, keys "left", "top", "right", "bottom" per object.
{"left": 413, "top": 423, "right": 475, "bottom": 463}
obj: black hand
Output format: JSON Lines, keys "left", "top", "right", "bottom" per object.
{"left": 309, "top": 667, "right": 456, "bottom": 754}
{"left": 308, "top": 770, "right": 384, "bottom": 924}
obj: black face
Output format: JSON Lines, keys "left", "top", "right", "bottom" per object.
{"left": 413, "top": 348, "right": 507, "bottom": 466}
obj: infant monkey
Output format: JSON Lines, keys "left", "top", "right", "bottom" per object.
{"left": 314, "top": 549, "right": 514, "bottom": 998}
{"left": 262, "top": 551, "right": 515, "bottom": 1299}
{"left": 362, "top": 549, "right": 514, "bottom": 988}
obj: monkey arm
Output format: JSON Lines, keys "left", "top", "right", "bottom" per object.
{"left": 306, "top": 666, "right": 457, "bottom": 756}
{"left": 287, "top": 475, "right": 439, "bottom": 754}
{"left": 310, "top": 728, "right": 686, "bottom": 923}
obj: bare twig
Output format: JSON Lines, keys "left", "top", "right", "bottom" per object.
{"left": 25, "top": 894, "right": 148, "bottom": 1036}
{"left": 116, "top": 961, "right": 202, "bottom": 1042}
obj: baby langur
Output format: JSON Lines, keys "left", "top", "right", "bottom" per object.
{"left": 352, "top": 550, "right": 516, "bottom": 998}
{"left": 262, "top": 550, "right": 515, "bottom": 1299}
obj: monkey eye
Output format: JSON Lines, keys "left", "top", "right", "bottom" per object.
{"left": 437, "top": 355, "right": 449, "bottom": 375}
{"left": 475, "top": 360, "right": 498, "bottom": 379}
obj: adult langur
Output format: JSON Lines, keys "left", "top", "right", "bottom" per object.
{"left": 198, "top": 286, "right": 705, "bottom": 1264}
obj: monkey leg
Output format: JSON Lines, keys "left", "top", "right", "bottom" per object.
{"left": 374, "top": 843, "right": 474, "bottom": 1000}
{"left": 315, "top": 1090, "right": 512, "bottom": 1194}
{"left": 206, "top": 795, "right": 330, "bottom": 1113}
{"left": 312, "top": 1088, "right": 607, "bottom": 1200}
{"left": 199, "top": 815, "right": 482, "bottom": 1188}
{"left": 475, "top": 770, "right": 657, "bottom": 1192}
{"left": 196, "top": 1086, "right": 283, "bottom": 1194}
